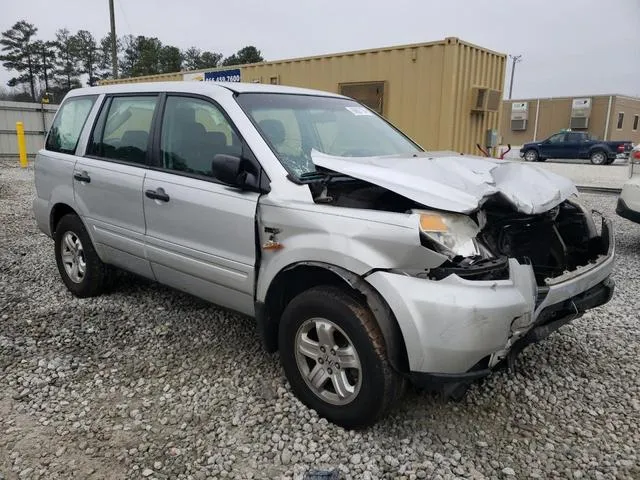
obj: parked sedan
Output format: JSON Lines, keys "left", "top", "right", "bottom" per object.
{"left": 617, "top": 144, "right": 640, "bottom": 223}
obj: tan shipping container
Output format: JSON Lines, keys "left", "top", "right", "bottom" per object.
{"left": 102, "top": 37, "right": 506, "bottom": 154}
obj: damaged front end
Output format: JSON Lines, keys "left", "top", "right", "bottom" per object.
{"left": 284, "top": 151, "right": 615, "bottom": 395}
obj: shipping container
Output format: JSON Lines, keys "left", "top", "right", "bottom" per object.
{"left": 101, "top": 37, "right": 507, "bottom": 154}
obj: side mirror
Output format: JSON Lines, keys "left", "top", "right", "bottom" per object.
{"left": 212, "top": 154, "right": 246, "bottom": 186}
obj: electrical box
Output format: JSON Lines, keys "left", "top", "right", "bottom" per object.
{"left": 510, "top": 102, "right": 529, "bottom": 130}
{"left": 570, "top": 98, "right": 592, "bottom": 129}
{"left": 485, "top": 129, "right": 498, "bottom": 148}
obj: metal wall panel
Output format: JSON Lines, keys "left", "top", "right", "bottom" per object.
{"left": 501, "top": 95, "right": 640, "bottom": 145}
{"left": 448, "top": 40, "right": 506, "bottom": 155}
{"left": 0, "top": 101, "right": 58, "bottom": 158}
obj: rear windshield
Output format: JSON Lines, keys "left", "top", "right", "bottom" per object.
{"left": 235, "top": 93, "right": 421, "bottom": 178}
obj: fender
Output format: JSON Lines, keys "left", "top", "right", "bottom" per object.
{"left": 256, "top": 261, "right": 410, "bottom": 373}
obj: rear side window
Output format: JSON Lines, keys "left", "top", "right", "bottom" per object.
{"left": 45, "top": 96, "right": 97, "bottom": 154}
{"left": 89, "top": 95, "right": 158, "bottom": 164}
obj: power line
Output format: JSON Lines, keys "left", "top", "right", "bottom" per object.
{"left": 508, "top": 54, "right": 522, "bottom": 100}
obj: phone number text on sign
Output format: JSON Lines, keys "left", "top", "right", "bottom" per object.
{"left": 204, "top": 69, "right": 241, "bottom": 82}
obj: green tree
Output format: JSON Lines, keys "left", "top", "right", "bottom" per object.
{"left": 136, "top": 36, "right": 162, "bottom": 76}
{"left": 34, "top": 40, "right": 57, "bottom": 93}
{"left": 74, "top": 30, "right": 100, "bottom": 86}
{"left": 222, "top": 46, "right": 263, "bottom": 66}
{"left": 54, "top": 28, "right": 81, "bottom": 90}
{"left": 0, "top": 20, "right": 40, "bottom": 101}
{"left": 158, "top": 45, "right": 182, "bottom": 73}
{"left": 183, "top": 47, "right": 222, "bottom": 70}
{"left": 99, "top": 32, "right": 122, "bottom": 79}
{"left": 122, "top": 35, "right": 164, "bottom": 77}
{"left": 183, "top": 46, "right": 202, "bottom": 70}
{"left": 120, "top": 34, "right": 139, "bottom": 78}
{"left": 199, "top": 51, "right": 222, "bottom": 69}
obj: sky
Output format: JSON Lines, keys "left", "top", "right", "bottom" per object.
{"left": 1, "top": 0, "right": 639, "bottom": 98}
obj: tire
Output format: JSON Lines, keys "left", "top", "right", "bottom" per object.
{"left": 54, "top": 214, "right": 109, "bottom": 298}
{"left": 523, "top": 149, "right": 538, "bottom": 162}
{"left": 278, "top": 285, "right": 403, "bottom": 429}
{"left": 590, "top": 150, "right": 608, "bottom": 165}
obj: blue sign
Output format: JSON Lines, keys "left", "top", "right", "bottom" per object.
{"left": 204, "top": 69, "right": 241, "bottom": 82}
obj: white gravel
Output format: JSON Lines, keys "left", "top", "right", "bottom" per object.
{"left": 1, "top": 163, "right": 639, "bottom": 479}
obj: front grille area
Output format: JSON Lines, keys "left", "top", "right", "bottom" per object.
{"left": 479, "top": 201, "right": 601, "bottom": 286}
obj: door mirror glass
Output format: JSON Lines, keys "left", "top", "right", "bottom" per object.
{"left": 212, "top": 154, "right": 244, "bottom": 186}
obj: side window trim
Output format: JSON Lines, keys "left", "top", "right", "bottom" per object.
{"left": 84, "top": 93, "right": 160, "bottom": 168}
{"left": 151, "top": 93, "right": 268, "bottom": 189}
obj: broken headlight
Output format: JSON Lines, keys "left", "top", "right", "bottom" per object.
{"left": 417, "top": 211, "right": 482, "bottom": 258}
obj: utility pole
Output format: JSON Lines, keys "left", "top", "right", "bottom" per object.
{"left": 109, "top": 0, "right": 118, "bottom": 78}
{"left": 508, "top": 54, "right": 522, "bottom": 100}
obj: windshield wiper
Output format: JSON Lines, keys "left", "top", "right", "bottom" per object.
{"left": 290, "top": 170, "right": 355, "bottom": 185}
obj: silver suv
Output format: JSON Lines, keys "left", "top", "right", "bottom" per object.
{"left": 34, "top": 82, "right": 615, "bottom": 428}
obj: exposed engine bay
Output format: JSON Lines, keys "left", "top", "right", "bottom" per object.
{"left": 309, "top": 179, "right": 607, "bottom": 287}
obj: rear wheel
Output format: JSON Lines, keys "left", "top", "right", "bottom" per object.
{"left": 278, "top": 286, "right": 403, "bottom": 429}
{"left": 523, "top": 149, "right": 538, "bottom": 162}
{"left": 590, "top": 150, "right": 608, "bottom": 165}
{"left": 54, "top": 214, "right": 110, "bottom": 297}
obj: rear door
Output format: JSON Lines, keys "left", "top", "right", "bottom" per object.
{"left": 562, "top": 132, "right": 584, "bottom": 159}
{"left": 74, "top": 94, "right": 159, "bottom": 279}
{"left": 142, "top": 94, "right": 260, "bottom": 315}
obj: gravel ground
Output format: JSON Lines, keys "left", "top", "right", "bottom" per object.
{"left": 1, "top": 163, "right": 639, "bottom": 480}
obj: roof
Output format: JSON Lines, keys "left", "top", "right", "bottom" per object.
{"left": 505, "top": 94, "right": 640, "bottom": 102}
{"left": 67, "top": 81, "right": 345, "bottom": 98}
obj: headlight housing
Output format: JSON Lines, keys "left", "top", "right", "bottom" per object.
{"left": 417, "top": 211, "right": 482, "bottom": 258}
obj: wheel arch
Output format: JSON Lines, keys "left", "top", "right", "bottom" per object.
{"left": 50, "top": 203, "right": 79, "bottom": 236}
{"left": 256, "top": 261, "right": 410, "bottom": 374}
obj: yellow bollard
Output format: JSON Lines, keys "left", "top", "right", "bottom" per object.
{"left": 16, "top": 122, "right": 28, "bottom": 168}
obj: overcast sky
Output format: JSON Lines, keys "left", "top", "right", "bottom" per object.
{"left": 2, "top": 0, "right": 639, "bottom": 98}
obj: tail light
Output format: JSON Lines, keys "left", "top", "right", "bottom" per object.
{"left": 633, "top": 150, "right": 640, "bottom": 161}
{"left": 617, "top": 144, "right": 625, "bottom": 152}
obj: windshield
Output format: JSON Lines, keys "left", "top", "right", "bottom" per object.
{"left": 235, "top": 93, "right": 422, "bottom": 178}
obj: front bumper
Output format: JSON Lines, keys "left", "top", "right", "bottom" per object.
{"left": 366, "top": 217, "right": 615, "bottom": 379}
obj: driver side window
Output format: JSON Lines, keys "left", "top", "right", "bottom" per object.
{"left": 548, "top": 133, "right": 566, "bottom": 144}
{"left": 160, "top": 96, "right": 242, "bottom": 176}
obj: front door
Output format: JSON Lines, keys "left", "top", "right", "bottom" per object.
{"left": 539, "top": 132, "right": 568, "bottom": 159}
{"left": 142, "top": 94, "right": 259, "bottom": 315}
{"left": 74, "top": 94, "right": 159, "bottom": 279}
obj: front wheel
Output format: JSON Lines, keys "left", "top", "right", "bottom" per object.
{"left": 523, "top": 149, "right": 539, "bottom": 162}
{"left": 278, "top": 286, "right": 403, "bottom": 429}
{"left": 590, "top": 150, "right": 608, "bottom": 165}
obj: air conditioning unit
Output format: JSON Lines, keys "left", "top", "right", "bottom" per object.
{"left": 510, "top": 102, "right": 528, "bottom": 130}
{"left": 570, "top": 117, "right": 589, "bottom": 129}
{"left": 486, "top": 89, "right": 502, "bottom": 111}
{"left": 511, "top": 119, "right": 528, "bottom": 131}
{"left": 471, "top": 87, "right": 488, "bottom": 112}
{"left": 570, "top": 98, "right": 591, "bottom": 130}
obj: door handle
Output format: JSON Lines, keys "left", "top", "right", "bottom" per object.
{"left": 73, "top": 172, "right": 91, "bottom": 183}
{"left": 145, "top": 189, "right": 170, "bottom": 202}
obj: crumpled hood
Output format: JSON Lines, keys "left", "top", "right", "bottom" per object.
{"left": 311, "top": 151, "right": 578, "bottom": 214}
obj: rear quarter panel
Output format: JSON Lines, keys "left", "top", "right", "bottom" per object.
{"left": 33, "top": 150, "right": 77, "bottom": 237}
